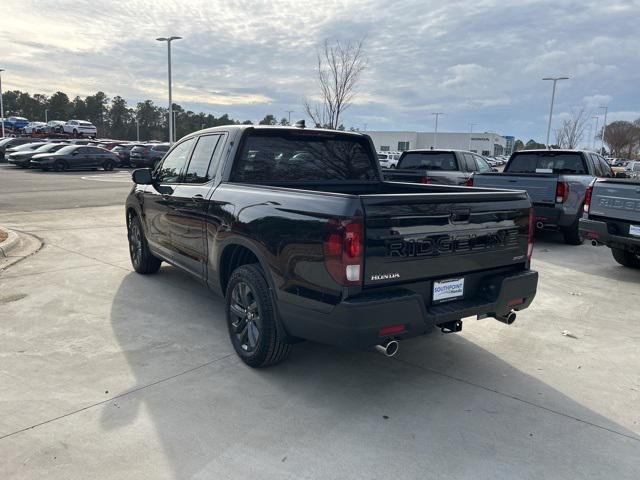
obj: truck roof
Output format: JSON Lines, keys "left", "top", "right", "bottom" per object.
{"left": 513, "top": 149, "right": 590, "bottom": 154}
{"left": 401, "top": 149, "right": 469, "bottom": 154}
{"left": 193, "top": 124, "right": 369, "bottom": 139}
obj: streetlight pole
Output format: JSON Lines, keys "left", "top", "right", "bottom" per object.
{"left": 599, "top": 105, "right": 608, "bottom": 155}
{"left": 0, "top": 69, "right": 5, "bottom": 138}
{"left": 173, "top": 110, "right": 177, "bottom": 140}
{"left": 591, "top": 116, "right": 599, "bottom": 151}
{"left": 431, "top": 112, "right": 443, "bottom": 148}
{"left": 468, "top": 122, "right": 478, "bottom": 151}
{"left": 285, "top": 110, "right": 294, "bottom": 125}
{"left": 156, "top": 36, "right": 182, "bottom": 143}
{"left": 45, "top": 109, "right": 48, "bottom": 123}
{"left": 542, "top": 76, "right": 570, "bottom": 148}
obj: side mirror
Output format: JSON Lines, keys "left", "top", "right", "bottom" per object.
{"left": 132, "top": 168, "right": 154, "bottom": 185}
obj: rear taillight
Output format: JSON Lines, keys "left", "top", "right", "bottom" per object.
{"left": 555, "top": 181, "right": 569, "bottom": 203}
{"left": 143, "top": 148, "right": 149, "bottom": 154}
{"left": 527, "top": 208, "right": 535, "bottom": 264}
{"left": 584, "top": 183, "right": 594, "bottom": 214}
{"left": 323, "top": 218, "right": 363, "bottom": 286}
{"left": 420, "top": 176, "right": 431, "bottom": 184}
{"left": 465, "top": 176, "right": 474, "bottom": 187}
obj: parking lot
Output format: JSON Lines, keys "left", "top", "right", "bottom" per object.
{"left": 0, "top": 163, "right": 639, "bottom": 479}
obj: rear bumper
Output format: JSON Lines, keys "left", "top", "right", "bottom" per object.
{"left": 580, "top": 218, "right": 640, "bottom": 252}
{"left": 533, "top": 205, "right": 574, "bottom": 227}
{"left": 278, "top": 269, "right": 538, "bottom": 349}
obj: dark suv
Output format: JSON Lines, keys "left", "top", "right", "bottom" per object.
{"left": 111, "top": 144, "right": 141, "bottom": 167}
{"left": 129, "top": 143, "right": 170, "bottom": 168}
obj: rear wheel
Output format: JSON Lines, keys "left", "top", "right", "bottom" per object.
{"left": 103, "top": 159, "right": 115, "bottom": 171}
{"left": 611, "top": 248, "right": 640, "bottom": 269}
{"left": 127, "top": 214, "right": 161, "bottom": 274}
{"left": 562, "top": 215, "right": 583, "bottom": 245}
{"left": 226, "top": 264, "right": 291, "bottom": 368}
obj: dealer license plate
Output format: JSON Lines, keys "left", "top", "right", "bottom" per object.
{"left": 433, "top": 278, "right": 465, "bottom": 303}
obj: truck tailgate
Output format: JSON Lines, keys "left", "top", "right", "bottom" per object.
{"left": 361, "top": 191, "right": 531, "bottom": 287}
{"left": 474, "top": 173, "right": 558, "bottom": 205}
{"left": 590, "top": 180, "right": 640, "bottom": 223}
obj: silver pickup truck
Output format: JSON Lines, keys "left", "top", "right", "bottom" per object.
{"left": 580, "top": 178, "right": 640, "bottom": 268}
{"left": 474, "top": 149, "right": 613, "bottom": 244}
{"left": 383, "top": 149, "right": 494, "bottom": 186}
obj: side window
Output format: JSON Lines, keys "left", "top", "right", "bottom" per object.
{"left": 589, "top": 154, "right": 603, "bottom": 176}
{"left": 462, "top": 153, "right": 477, "bottom": 171}
{"left": 155, "top": 138, "right": 196, "bottom": 184}
{"left": 598, "top": 157, "right": 613, "bottom": 177}
{"left": 474, "top": 155, "right": 492, "bottom": 173}
{"left": 76, "top": 147, "right": 90, "bottom": 154}
{"left": 184, "top": 134, "right": 222, "bottom": 184}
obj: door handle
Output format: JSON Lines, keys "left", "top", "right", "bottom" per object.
{"left": 192, "top": 194, "right": 204, "bottom": 202}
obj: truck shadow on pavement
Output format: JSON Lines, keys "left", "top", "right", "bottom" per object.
{"left": 534, "top": 230, "right": 640, "bottom": 284}
{"left": 103, "top": 266, "right": 640, "bottom": 479}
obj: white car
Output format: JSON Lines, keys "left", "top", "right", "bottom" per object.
{"left": 23, "top": 122, "right": 47, "bottom": 134}
{"left": 377, "top": 152, "right": 401, "bottom": 168}
{"left": 46, "top": 120, "right": 66, "bottom": 133}
{"left": 63, "top": 120, "right": 97, "bottom": 137}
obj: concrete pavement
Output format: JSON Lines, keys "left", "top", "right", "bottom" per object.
{"left": 0, "top": 185, "right": 639, "bottom": 478}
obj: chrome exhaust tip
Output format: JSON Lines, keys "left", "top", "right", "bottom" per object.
{"left": 535, "top": 221, "right": 544, "bottom": 230}
{"left": 591, "top": 240, "right": 599, "bottom": 247}
{"left": 496, "top": 311, "right": 517, "bottom": 325}
{"left": 375, "top": 340, "right": 399, "bottom": 357}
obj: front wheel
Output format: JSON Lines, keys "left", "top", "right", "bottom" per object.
{"left": 226, "top": 264, "right": 291, "bottom": 368}
{"left": 53, "top": 159, "right": 68, "bottom": 172}
{"left": 103, "top": 159, "right": 115, "bottom": 171}
{"left": 611, "top": 248, "right": 640, "bottom": 269}
{"left": 127, "top": 214, "right": 161, "bottom": 274}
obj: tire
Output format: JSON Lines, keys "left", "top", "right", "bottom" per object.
{"left": 127, "top": 214, "right": 161, "bottom": 274}
{"left": 562, "top": 215, "right": 583, "bottom": 245}
{"left": 73, "top": 129, "right": 78, "bottom": 136}
{"left": 103, "top": 159, "right": 115, "bottom": 171}
{"left": 226, "top": 264, "right": 291, "bottom": 368}
{"left": 611, "top": 248, "right": 640, "bottom": 269}
{"left": 53, "top": 159, "right": 68, "bottom": 172}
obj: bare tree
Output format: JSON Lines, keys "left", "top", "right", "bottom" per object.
{"left": 554, "top": 107, "right": 590, "bottom": 149}
{"left": 303, "top": 39, "right": 367, "bottom": 129}
{"left": 598, "top": 120, "right": 638, "bottom": 157}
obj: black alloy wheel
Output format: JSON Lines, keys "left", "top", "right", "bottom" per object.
{"left": 225, "top": 264, "right": 292, "bottom": 367}
{"left": 103, "top": 159, "right": 115, "bottom": 171}
{"left": 127, "top": 214, "right": 161, "bottom": 274}
{"left": 229, "top": 281, "right": 262, "bottom": 353}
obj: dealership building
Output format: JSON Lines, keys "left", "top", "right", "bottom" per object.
{"left": 366, "top": 131, "right": 511, "bottom": 156}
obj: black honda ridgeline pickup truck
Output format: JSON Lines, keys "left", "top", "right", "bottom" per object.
{"left": 126, "top": 125, "right": 538, "bottom": 367}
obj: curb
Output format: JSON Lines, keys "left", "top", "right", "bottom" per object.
{"left": 0, "top": 227, "right": 43, "bottom": 270}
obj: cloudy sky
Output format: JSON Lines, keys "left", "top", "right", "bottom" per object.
{"left": 2, "top": 0, "right": 639, "bottom": 141}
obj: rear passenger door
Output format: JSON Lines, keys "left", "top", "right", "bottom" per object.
{"left": 167, "top": 133, "right": 227, "bottom": 277}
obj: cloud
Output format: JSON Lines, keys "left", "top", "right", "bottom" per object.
{"left": 0, "top": 0, "right": 638, "bottom": 137}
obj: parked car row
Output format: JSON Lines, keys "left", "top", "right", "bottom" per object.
{"left": 0, "top": 136, "right": 171, "bottom": 171}
{"left": 1, "top": 117, "right": 98, "bottom": 137}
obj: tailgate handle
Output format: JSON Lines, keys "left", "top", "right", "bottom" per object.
{"left": 450, "top": 209, "right": 471, "bottom": 223}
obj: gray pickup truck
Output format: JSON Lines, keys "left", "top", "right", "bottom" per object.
{"left": 383, "top": 149, "right": 493, "bottom": 185}
{"left": 474, "top": 150, "right": 613, "bottom": 244}
{"left": 580, "top": 178, "right": 640, "bottom": 268}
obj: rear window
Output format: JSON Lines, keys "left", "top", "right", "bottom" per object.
{"left": 232, "top": 130, "right": 377, "bottom": 182}
{"left": 506, "top": 152, "right": 586, "bottom": 174}
{"left": 398, "top": 152, "right": 458, "bottom": 170}
{"left": 152, "top": 145, "right": 170, "bottom": 152}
